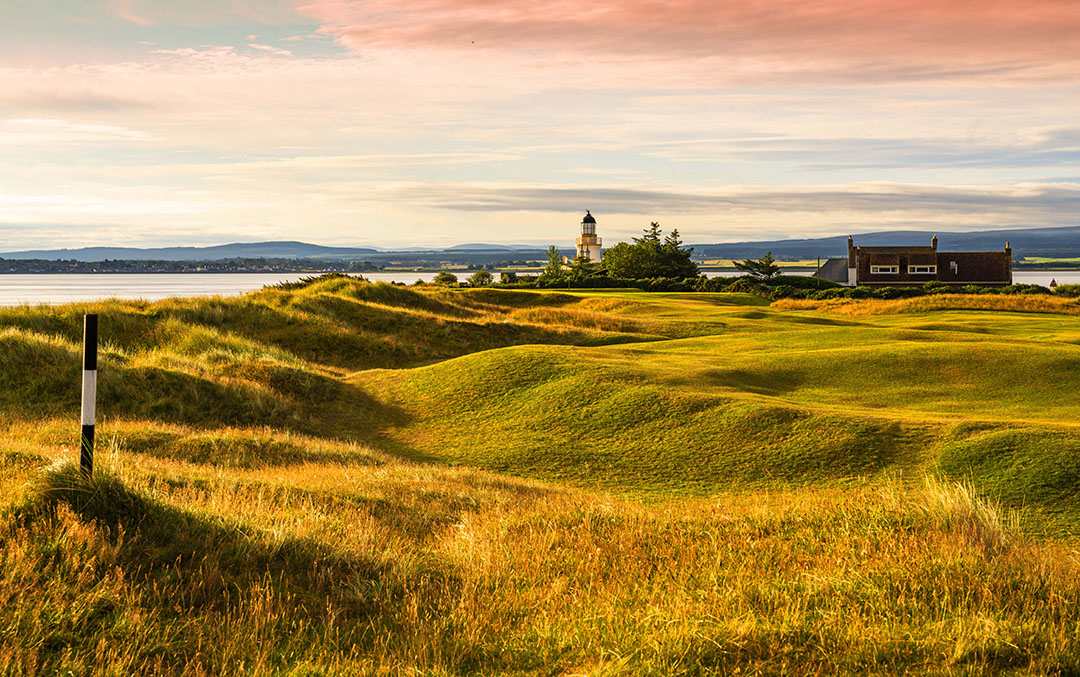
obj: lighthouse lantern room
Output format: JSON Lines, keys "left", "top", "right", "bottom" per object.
{"left": 576, "top": 211, "right": 603, "bottom": 261}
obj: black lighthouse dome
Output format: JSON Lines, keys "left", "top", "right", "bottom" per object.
{"left": 582, "top": 210, "right": 596, "bottom": 224}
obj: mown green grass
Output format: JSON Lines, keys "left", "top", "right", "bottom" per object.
{"left": 2, "top": 280, "right": 1079, "bottom": 674}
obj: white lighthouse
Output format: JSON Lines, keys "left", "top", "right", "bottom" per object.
{"left": 575, "top": 211, "right": 602, "bottom": 261}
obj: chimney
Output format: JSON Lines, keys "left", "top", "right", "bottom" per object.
{"left": 931, "top": 235, "right": 938, "bottom": 250}
{"left": 847, "top": 236, "right": 855, "bottom": 267}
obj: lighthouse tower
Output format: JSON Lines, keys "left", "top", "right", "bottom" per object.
{"left": 576, "top": 211, "right": 603, "bottom": 261}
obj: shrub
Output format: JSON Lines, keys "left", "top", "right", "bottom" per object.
{"left": 770, "top": 285, "right": 798, "bottom": 300}
{"left": 1054, "top": 283, "right": 1080, "bottom": 298}
{"left": 265, "top": 273, "right": 361, "bottom": 291}
{"left": 999, "top": 284, "right": 1052, "bottom": 295}
{"left": 724, "top": 278, "right": 766, "bottom": 294}
{"left": 768, "top": 275, "right": 839, "bottom": 289}
{"left": 695, "top": 277, "right": 730, "bottom": 293}
{"left": 848, "top": 286, "right": 874, "bottom": 299}
{"left": 871, "top": 286, "right": 917, "bottom": 300}
{"left": 433, "top": 271, "right": 459, "bottom": 286}
{"left": 810, "top": 288, "right": 849, "bottom": 300}
{"left": 467, "top": 270, "right": 494, "bottom": 287}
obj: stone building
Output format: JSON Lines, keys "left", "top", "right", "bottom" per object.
{"left": 816, "top": 235, "right": 1012, "bottom": 287}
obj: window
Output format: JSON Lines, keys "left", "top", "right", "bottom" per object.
{"left": 870, "top": 265, "right": 898, "bottom": 274}
{"left": 908, "top": 265, "right": 937, "bottom": 274}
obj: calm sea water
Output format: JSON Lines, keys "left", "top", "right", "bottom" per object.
{"left": 0, "top": 272, "right": 437, "bottom": 306}
{"left": 0, "top": 270, "right": 1077, "bottom": 306}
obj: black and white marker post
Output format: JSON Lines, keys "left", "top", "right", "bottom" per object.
{"left": 80, "top": 313, "right": 97, "bottom": 476}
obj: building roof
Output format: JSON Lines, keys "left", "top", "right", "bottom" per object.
{"left": 854, "top": 245, "right": 935, "bottom": 253}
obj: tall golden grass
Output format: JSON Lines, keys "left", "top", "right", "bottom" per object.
{"left": 2, "top": 423, "right": 1079, "bottom": 674}
{"left": 773, "top": 293, "right": 1080, "bottom": 316}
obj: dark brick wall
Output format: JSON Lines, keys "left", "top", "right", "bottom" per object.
{"left": 852, "top": 246, "right": 1011, "bottom": 286}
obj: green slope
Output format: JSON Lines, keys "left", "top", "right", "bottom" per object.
{"left": 3, "top": 280, "right": 1078, "bottom": 516}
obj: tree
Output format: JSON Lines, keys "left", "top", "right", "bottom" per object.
{"left": 543, "top": 245, "right": 565, "bottom": 280}
{"left": 603, "top": 222, "right": 698, "bottom": 279}
{"left": 500, "top": 271, "right": 518, "bottom": 284}
{"left": 661, "top": 229, "right": 698, "bottom": 278}
{"left": 732, "top": 252, "right": 780, "bottom": 281}
{"left": 601, "top": 241, "right": 650, "bottom": 278}
{"left": 633, "top": 221, "right": 663, "bottom": 245}
{"left": 467, "top": 269, "right": 493, "bottom": 286}
{"left": 433, "top": 270, "right": 459, "bottom": 286}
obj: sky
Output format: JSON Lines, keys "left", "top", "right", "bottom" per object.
{"left": 1, "top": 0, "right": 1079, "bottom": 250}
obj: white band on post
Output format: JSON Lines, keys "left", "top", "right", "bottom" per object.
{"left": 81, "top": 370, "right": 97, "bottom": 426}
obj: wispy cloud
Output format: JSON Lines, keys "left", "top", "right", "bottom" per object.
{"left": 0, "top": 118, "right": 154, "bottom": 144}
{"left": 0, "top": 2, "right": 1078, "bottom": 248}
{"left": 368, "top": 180, "right": 1080, "bottom": 235}
{"left": 301, "top": 0, "right": 1080, "bottom": 84}
{"left": 247, "top": 43, "right": 293, "bottom": 56}
{"left": 640, "top": 127, "right": 1080, "bottom": 172}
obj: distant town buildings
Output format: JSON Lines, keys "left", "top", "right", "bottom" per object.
{"left": 576, "top": 211, "right": 603, "bottom": 261}
{"left": 817, "top": 236, "right": 1013, "bottom": 287}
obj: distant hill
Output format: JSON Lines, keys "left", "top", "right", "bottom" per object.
{"left": 5, "top": 226, "right": 1077, "bottom": 264}
{"left": 0, "top": 241, "right": 380, "bottom": 262}
{"left": 691, "top": 226, "right": 1080, "bottom": 260}
{"left": 445, "top": 243, "right": 526, "bottom": 251}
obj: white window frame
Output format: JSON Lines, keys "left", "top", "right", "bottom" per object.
{"left": 870, "top": 265, "right": 898, "bottom": 274}
{"left": 908, "top": 265, "right": 937, "bottom": 274}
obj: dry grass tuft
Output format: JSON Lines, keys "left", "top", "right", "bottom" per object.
{"left": 911, "top": 477, "right": 1021, "bottom": 554}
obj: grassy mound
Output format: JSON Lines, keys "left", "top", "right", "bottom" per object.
{"left": 359, "top": 320, "right": 1080, "bottom": 514}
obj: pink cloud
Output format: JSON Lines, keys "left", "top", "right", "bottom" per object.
{"left": 114, "top": 0, "right": 152, "bottom": 26}
{"left": 297, "top": 0, "right": 1080, "bottom": 83}
{"left": 248, "top": 43, "right": 294, "bottom": 56}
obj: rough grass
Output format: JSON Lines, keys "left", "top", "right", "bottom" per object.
{"left": 3, "top": 282, "right": 1080, "bottom": 673}
{"left": 773, "top": 293, "right": 1080, "bottom": 316}
{"left": 2, "top": 439, "right": 1078, "bottom": 675}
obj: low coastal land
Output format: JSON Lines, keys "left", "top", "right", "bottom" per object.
{"left": 2, "top": 278, "right": 1079, "bottom": 674}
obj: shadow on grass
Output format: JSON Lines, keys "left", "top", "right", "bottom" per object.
{"left": 117, "top": 428, "right": 386, "bottom": 469}
{"left": 13, "top": 463, "right": 402, "bottom": 619}
{"left": 691, "top": 368, "right": 807, "bottom": 396}
{"left": 774, "top": 314, "right": 862, "bottom": 327}
{"left": 2, "top": 463, "right": 427, "bottom": 672}
{"left": 0, "top": 333, "right": 420, "bottom": 455}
